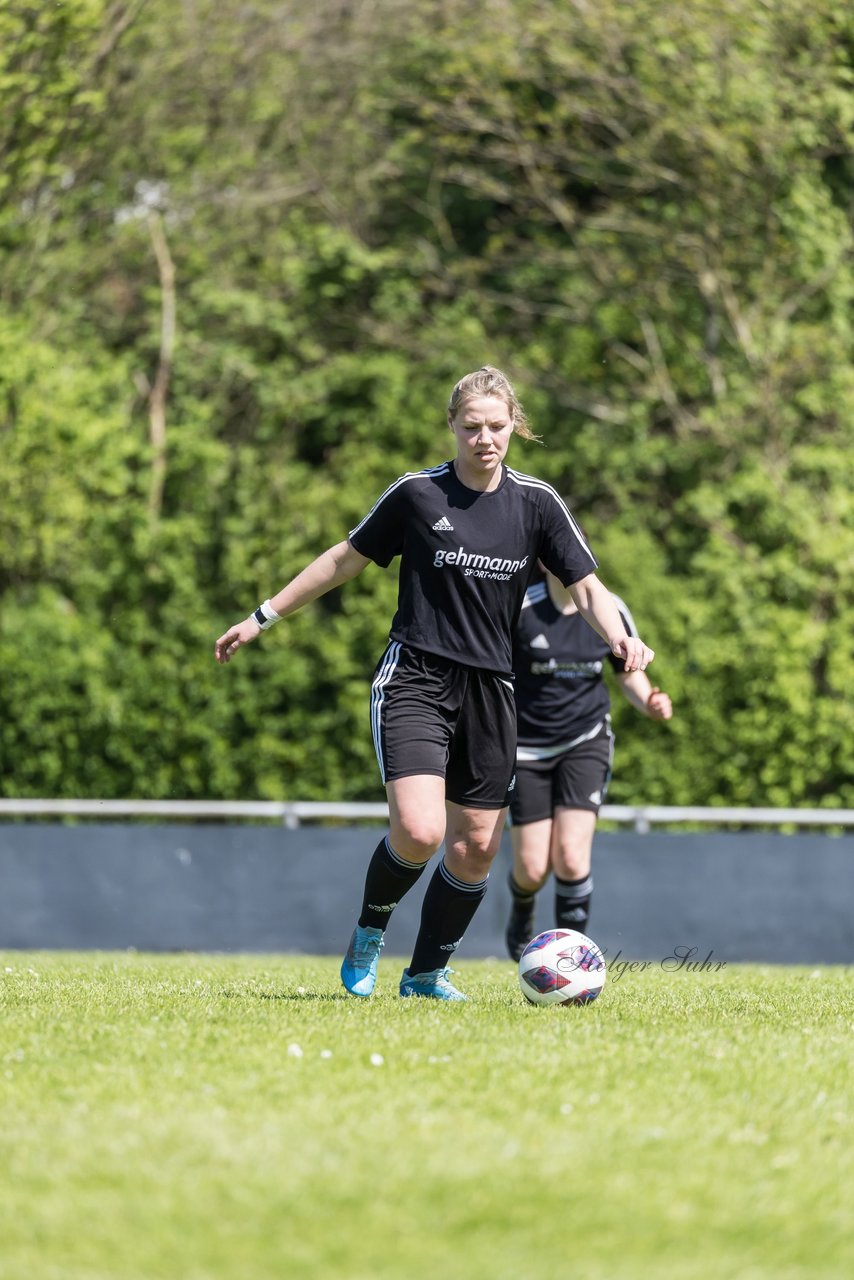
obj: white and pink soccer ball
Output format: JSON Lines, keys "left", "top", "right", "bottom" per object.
{"left": 518, "top": 929, "right": 607, "bottom": 1006}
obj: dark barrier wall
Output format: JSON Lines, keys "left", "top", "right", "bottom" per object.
{"left": 0, "top": 824, "right": 852, "bottom": 964}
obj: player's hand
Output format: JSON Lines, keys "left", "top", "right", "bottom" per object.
{"left": 611, "top": 635, "right": 654, "bottom": 673}
{"left": 646, "top": 687, "right": 673, "bottom": 720}
{"left": 214, "top": 617, "right": 261, "bottom": 664}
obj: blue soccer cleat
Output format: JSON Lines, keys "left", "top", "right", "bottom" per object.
{"left": 399, "top": 967, "right": 467, "bottom": 1001}
{"left": 340, "top": 925, "right": 385, "bottom": 997}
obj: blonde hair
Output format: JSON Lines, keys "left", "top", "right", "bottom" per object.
{"left": 447, "top": 366, "right": 540, "bottom": 442}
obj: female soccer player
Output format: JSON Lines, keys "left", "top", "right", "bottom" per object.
{"left": 505, "top": 566, "right": 673, "bottom": 961}
{"left": 215, "top": 366, "right": 654, "bottom": 1000}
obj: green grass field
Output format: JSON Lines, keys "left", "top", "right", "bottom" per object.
{"left": 1, "top": 952, "right": 851, "bottom": 1280}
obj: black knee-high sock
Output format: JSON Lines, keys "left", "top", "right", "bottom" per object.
{"left": 554, "top": 873, "right": 593, "bottom": 933}
{"left": 408, "top": 860, "right": 488, "bottom": 975}
{"left": 358, "top": 837, "right": 427, "bottom": 930}
{"left": 508, "top": 874, "right": 537, "bottom": 917}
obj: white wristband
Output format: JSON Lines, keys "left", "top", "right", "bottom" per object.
{"left": 252, "top": 599, "right": 282, "bottom": 631}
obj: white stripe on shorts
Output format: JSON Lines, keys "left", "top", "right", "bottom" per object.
{"left": 515, "top": 717, "right": 606, "bottom": 763}
{"left": 371, "top": 641, "right": 402, "bottom": 783}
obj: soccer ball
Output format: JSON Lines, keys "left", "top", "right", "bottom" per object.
{"left": 518, "top": 929, "right": 607, "bottom": 1006}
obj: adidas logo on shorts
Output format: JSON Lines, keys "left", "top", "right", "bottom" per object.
{"left": 432, "top": 516, "right": 454, "bottom": 531}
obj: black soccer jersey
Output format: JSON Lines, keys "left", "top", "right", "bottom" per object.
{"left": 513, "top": 572, "right": 638, "bottom": 748}
{"left": 348, "top": 462, "right": 597, "bottom": 675}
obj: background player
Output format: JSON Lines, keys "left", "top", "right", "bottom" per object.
{"left": 216, "top": 367, "right": 655, "bottom": 1000}
{"left": 506, "top": 565, "right": 673, "bottom": 960}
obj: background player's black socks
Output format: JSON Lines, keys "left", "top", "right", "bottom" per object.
{"left": 509, "top": 874, "right": 537, "bottom": 908}
{"left": 408, "top": 860, "right": 488, "bottom": 975}
{"left": 506, "top": 873, "right": 538, "bottom": 960}
{"left": 358, "top": 837, "right": 427, "bottom": 930}
{"left": 554, "top": 872, "right": 593, "bottom": 933}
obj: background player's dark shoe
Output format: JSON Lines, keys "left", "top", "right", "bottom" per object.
{"left": 505, "top": 903, "right": 535, "bottom": 962}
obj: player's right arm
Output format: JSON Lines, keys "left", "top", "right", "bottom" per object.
{"left": 214, "top": 540, "right": 370, "bottom": 664}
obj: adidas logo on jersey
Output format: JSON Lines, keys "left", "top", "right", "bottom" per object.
{"left": 432, "top": 516, "right": 454, "bottom": 531}
{"left": 588, "top": 790, "right": 602, "bottom": 806}
{"left": 530, "top": 633, "right": 550, "bottom": 649}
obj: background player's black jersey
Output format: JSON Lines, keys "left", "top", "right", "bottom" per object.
{"left": 513, "top": 572, "right": 638, "bottom": 748}
{"left": 349, "top": 462, "right": 597, "bottom": 675}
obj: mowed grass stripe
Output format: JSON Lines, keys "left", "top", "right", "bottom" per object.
{"left": 1, "top": 953, "right": 851, "bottom": 1280}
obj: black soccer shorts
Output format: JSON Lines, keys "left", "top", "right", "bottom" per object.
{"left": 370, "top": 642, "right": 517, "bottom": 809}
{"left": 509, "top": 719, "right": 615, "bottom": 825}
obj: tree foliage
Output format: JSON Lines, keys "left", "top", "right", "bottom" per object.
{"left": 1, "top": 0, "right": 852, "bottom": 806}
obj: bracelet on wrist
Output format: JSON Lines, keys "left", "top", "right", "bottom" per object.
{"left": 252, "top": 599, "right": 282, "bottom": 631}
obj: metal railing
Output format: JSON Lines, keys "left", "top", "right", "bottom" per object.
{"left": 0, "top": 798, "right": 852, "bottom": 833}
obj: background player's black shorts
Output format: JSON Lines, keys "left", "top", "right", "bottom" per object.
{"left": 371, "top": 642, "right": 516, "bottom": 809}
{"left": 509, "top": 719, "right": 614, "bottom": 825}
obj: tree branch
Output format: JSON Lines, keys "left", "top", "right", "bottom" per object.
{"left": 147, "top": 211, "right": 175, "bottom": 525}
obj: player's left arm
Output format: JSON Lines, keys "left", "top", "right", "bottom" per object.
{"left": 568, "top": 573, "right": 655, "bottom": 673}
{"left": 617, "top": 669, "right": 673, "bottom": 720}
